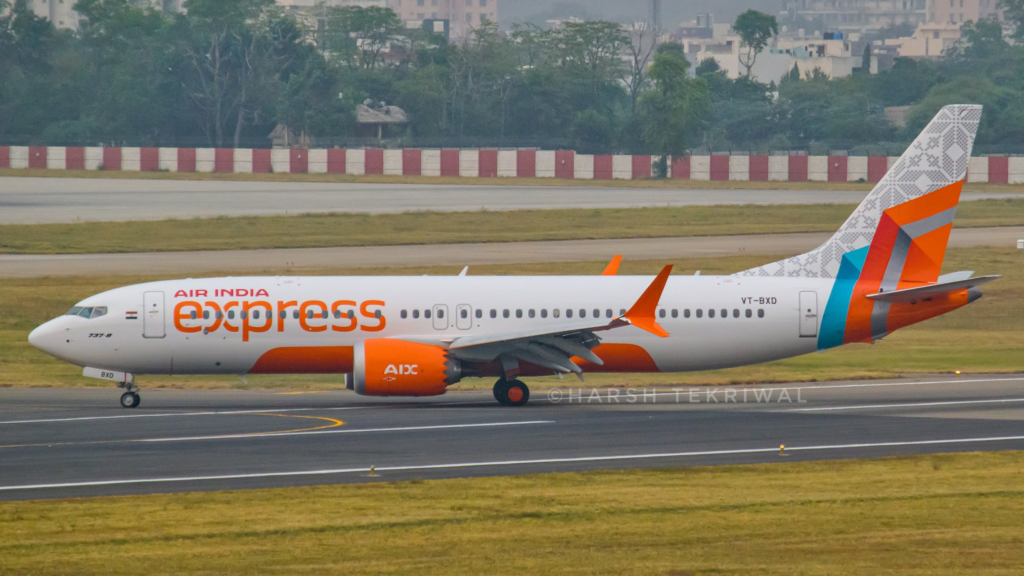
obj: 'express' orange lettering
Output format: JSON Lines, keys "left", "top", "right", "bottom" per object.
{"left": 173, "top": 301, "right": 203, "bottom": 334}
{"left": 331, "top": 300, "right": 357, "bottom": 332}
{"left": 360, "top": 300, "right": 386, "bottom": 332}
{"left": 299, "top": 300, "right": 328, "bottom": 332}
{"left": 242, "top": 301, "right": 274, "bottom": 342}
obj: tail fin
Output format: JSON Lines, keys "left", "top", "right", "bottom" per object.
{"left": 740, "top": 104, "right": 982, "bottom": 280}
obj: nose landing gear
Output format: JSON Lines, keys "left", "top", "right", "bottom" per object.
{"left": 118, "top": 382, "right": 141, "bottom": 409}
{"left": 493, "top": 379, "right": 530, "bottom": 407}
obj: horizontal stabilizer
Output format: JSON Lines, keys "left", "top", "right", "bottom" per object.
{"left": 866, "top": 276, "right": 1000, "bottom": 303}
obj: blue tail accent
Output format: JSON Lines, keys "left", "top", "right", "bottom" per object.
{"left": 817, "top": 246, "right": 869, "bottom": 350}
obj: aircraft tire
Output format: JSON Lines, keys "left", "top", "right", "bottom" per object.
{"left": 120, "top": 392, "right": 140, "bottom": 409}
{"left": 503, "top": 380, "right": 530, "bottom": 407}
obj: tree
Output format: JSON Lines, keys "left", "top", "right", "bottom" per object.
{"left": 860, "top": 44, "right": 871, "bottom": 73}
{"left": 733, "top": 10, "right": 778, "bottom": 78}
{"left": 999, "top": 0, "right": 1024, "bottom": 41}
{"left": 637, "top": 43, "right": 710, "bottom": 163}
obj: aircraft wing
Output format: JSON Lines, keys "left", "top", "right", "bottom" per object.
{"left": 445, "top": 266, "right": 673, "bottom": 376}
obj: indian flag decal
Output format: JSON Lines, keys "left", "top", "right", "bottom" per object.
{"left": 126, "top": 311, "right": 138, "bottom": 320}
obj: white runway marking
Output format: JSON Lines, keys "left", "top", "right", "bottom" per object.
{"left": 141, "top": 420, "right": 554, "bottom": 442}
{"left": 0, "top": 406, "right": 367, "bottom": 425}
{"left": 3, "top": 434, "right": 1023, "bottom": 492}
{"left": 786, "top": 397, "right": 1024, "bottom": 412}
{"left": 649, "top": 376, "right": 1024, "bottom": 397}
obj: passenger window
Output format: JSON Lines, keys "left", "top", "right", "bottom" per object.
{"left": 553, "top": 309, "right": 559, "bottom": 318}
{"left": 91, "top": 307, "right": 108, "bottom": 319}
{"left": 401, "top": 310, "right": 408, "bottom": 319}
{"left": 541, "top": 309, "right": 548, "bottom": 318}
{"left": 709, "top": 309, "right": 715, "bottom": 318}
{"left": 334, "top": 310, "right": 342, "bottom": 319}
{"left": 475, "top": 309, "right": 482, "bottom": 319}
{"left": 696, "top": 309, "right": 703, "bottom": 318}
{"left": 721, "top": 309, "right": 727, "bottom": 319}
{"left": 746, "top": 309, "right": 752, "bottom": 318}
{"left": 203, "top": 310, "right": 210, "bottom": 320}
{"left": 347, "top": 310, "right": 355, "bottom": 319}
{"left": 228, "top": 310, "right": 236, "bottom": 319}
{"left": 528, "top": 309, "right": 536, "bottom": 318}
{"left": 578, "top": 309, "right": 585, "bottom": 318}
{"left": 671, "top": 309, "right": 678, "bottom": 318}
{"left": 437, "top": 309, "right": 444, "bottom": 319}
{"left": 516, "top": 309, "right": 523, "bottom": 318}
{"left": 280, "top": 311, "right": 287, "bottom": 319}
{"left": 503, "top": 309, "right": 510, "bottom": 318}
{"left": 566, "top": 309, "right": 573, "bottom": 318}
{"left": 684, "top": 309, "right": 690, "bottom": 318}
{"left": 425, "top": 309, "right": 432, "bottom": 319}
{"left": 606, "top": 309, "right": 612, "bottom": 318}
{"left": 217, "top": 311, "right": 224, "bottom": 320}
{"left": 659, "top": 309, "right": 666, "bottom": 319}
{"left": 292, "top": 310, "right": 299, "bottom": 319}
{"left": 758, "top": 309, "right": 765, "bottom": 318}
{"left": 253, "top": 310, "right": 260, "bottom": 320}
{"left": 241, "top": 310, "right": 248, "bottom": 320}
{"left": 306, "top": 310, "right": 314, "bottom": 319}
{"left": 733, "top": 309, "right": 740, "bottom": 318}
{"left": 619, "top": 309, "right": 626, "bottom": 316}
{"left": 490, "top": 309, "right": 497, "bottom": 318}
{"left": 375, "top": 310, "right": 381, "bottom": 319}
{"left": 593, "top": 309, "right": 600, "bottom": 318}
{"left": 413, "top": 310, "right": 420, "bottom": 319}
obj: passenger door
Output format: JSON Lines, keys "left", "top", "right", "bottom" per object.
{"left": 432, "top": 304, "right": 449, "bottom": 330}
{"left": 799, "top": 291, "right": 818, "bottom": 338}
{"left": 143, "top": 291, "right": 166, "bottom": 338}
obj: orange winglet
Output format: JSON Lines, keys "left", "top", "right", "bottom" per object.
{"left": 601, "top": 255, "right": 622, "bottom": 276}
{"left": 623, "top": 265, "right": 673, "bottom": 337}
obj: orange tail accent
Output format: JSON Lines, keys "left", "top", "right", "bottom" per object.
{"left": 624, "top": 265, "right": 673, "bottom": 337}
{"left": 601, "top": 255, "right": 622, "bottom": 276}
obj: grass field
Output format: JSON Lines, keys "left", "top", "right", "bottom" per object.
{"left": 2, "top": 247, "right": 1020, "bottom": 389}
{"left": 1, "top": 451, "right": 1022, "bottom": 575}
{"left": 3, "top": 199, "right": 1024, "bottom": 254}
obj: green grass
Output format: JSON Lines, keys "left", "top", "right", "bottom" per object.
{"left": 2, "top": 451, "right": 1023, "bottom": 575}
{"left": 3, "top": 199, "right": 1024, "bottom": 254}
{"left": 2, "top": 247, "right": 1021, "bottom": 389}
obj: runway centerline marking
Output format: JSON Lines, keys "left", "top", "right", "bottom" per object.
{"left": 2, "top": 434, "right": 1023, "bottom": 492}
{"left": 0, "top": 420, "right": 550, "bottom": 449}
{"left": 784, "top": 397, "right": 1024, "bottom": 412}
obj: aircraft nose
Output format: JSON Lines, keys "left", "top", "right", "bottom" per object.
{"left": 28, "top": 320, "right": 62, "bottom": 357}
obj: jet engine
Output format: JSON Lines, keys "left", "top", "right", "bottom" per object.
{"left": 352, "top": 339, "right": 462, "bottom": 396}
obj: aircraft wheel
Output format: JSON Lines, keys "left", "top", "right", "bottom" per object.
{"left": 495, "top": 379, "right": 529, "bottom": 407}
{"left": 120, "top": 391, "right": 141, "bottom": 409}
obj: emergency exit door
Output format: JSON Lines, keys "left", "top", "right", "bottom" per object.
{"left": 143, "top": 291, "right": 166, "bottom": 338}
{"left": 799, "top": 291, "right": 818, "bottom": 338}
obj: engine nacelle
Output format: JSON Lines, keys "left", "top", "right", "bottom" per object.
{"left": 352, "top": 339, "right": 462, "bottom": 396}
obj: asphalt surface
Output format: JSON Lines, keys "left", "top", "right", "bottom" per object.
{"left": 1, "top": 375, "right": 1022, "bottom": 500}
{"left": 3, "top": 176, "right": 1022, "bottom": 224}
{"left": 3, "top": 226, "right": 1022, "bottom": 278}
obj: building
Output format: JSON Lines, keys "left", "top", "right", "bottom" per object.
{"left": 928, "top": 0, "right": 1001, "bottom": 24}
{"left": 388, "top": 0, "right": 497, "bottom": 41}
{"left": 884, "top": 22, "right": 961, "bottom": 57}
{"left": 10, "top": 0, "right": 183, "bottom": 30}
{"left": 278, "top": 0, "right": 387, "bottom": 11}
{"left": 685, "top": 29, "right": 866, "bottom": 83}
{"left": 782, "top": 0, "right": 929, "bottom": 33}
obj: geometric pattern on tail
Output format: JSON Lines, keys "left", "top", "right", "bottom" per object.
{"left": 739, "top": 104, "right": 981, "bottom": 279}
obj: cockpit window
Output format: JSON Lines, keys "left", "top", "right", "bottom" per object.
{"left": 65, "top": 306, "right": 107, "bottom": 319}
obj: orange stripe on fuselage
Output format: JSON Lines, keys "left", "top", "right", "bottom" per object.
{"left": 574, "top": 344, "right": 660, "bottom": 373}
{"left": 249, "top": 346, "right": 354, "bottom": 374}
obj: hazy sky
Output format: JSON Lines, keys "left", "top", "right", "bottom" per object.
{"left": 500, "top": 0, "right": 770, "bottom": 27}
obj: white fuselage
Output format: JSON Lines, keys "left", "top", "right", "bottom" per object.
{"left": 28, "top": 275, "right": 835, "bottom": 377}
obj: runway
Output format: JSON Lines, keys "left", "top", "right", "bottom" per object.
{"left": 2, "top": 176, "right": 1021, "bottom": 224}
{"left": 1, "top": 375, "right": 1022, "bottom": 500}
{"left": 3, "top": 226, "right": 1021, "bottom": 278}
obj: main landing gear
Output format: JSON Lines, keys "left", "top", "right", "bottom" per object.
{"left": 119, "top": 382, "right": 141, "bottom": 409}
{"left": 493, "top": 378, "right": 530, "bottom": 407}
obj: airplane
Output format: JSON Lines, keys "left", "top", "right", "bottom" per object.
{"left": 28, "top": 105, "right": 999, "bottom": 409}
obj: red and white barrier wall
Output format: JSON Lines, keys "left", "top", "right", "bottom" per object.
{"left": 1, "top": 146, "right": 1021, "bottom": 184}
